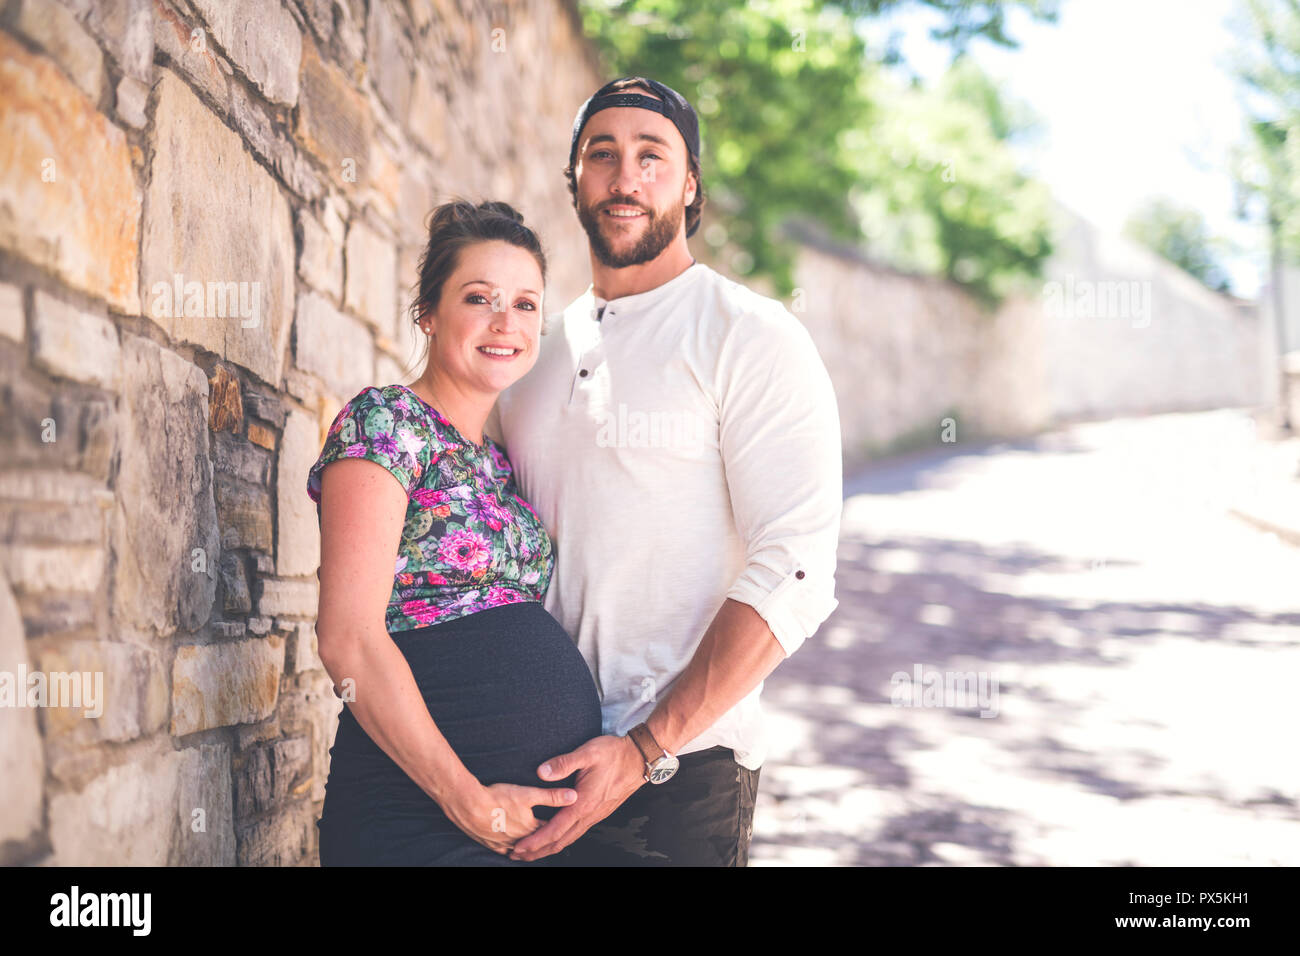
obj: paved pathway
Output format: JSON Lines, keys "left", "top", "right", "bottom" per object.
{"left": 751, "top": 408, "right": 1300, "bottom": 866}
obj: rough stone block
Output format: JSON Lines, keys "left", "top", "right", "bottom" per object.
{"left": 366, "top": 0, "right": 412, "bottom": 121}
{"left": 141, "top": 71, "right": 294, "bottom": 387}
{"left": 257, "top": 578, "right": 318, "bottom": 619}
{"left": 297, "top": 207, "right": 343, "bottom": 299}
{"left": 191, "top": 0, "right": 302, "bottom": 106}
{"left": 0, "top": 570, "right": 44, "bottom": 848}
{"left": 215, "top": 478, "right": 273, "bottom": 552}
{"left": 295, "top": 37, "right": 371, "bottom": 189}
{"left": 48, "top": 750, "right": 181, "bottom": 865}
{"left": 15, "top": 0, "right": 106, "bottom": 102}
{"left": 212, "top": 430, "right": 270, "bottom": 485}
{"left": 31, "top": 291, "right": 121, "bottom": 390}
{"left": 35, "top": 640, "right": 168, "bottom": 743}
{"left": 344, "top": 220, "right": 398, "bottom": 338}
{"left": 111, "top": 334, "right": 219, "bottom": 639}
{"left": 234, "top": 736, "right": 310, "bottom": 818}
{"left": 236, "top": 801, "right": 312, "bottom": 866}
{"left": 0, "top": 32, "right": 141, "bottom": 314}
{"left": 74, "top": 0, "right": 154, "bottom": 83}
{"left": 171, "top": 634, "right": 286, "bottom": 736}
{"left": 176, "top": 743, "right": 237, "bottom": 865}
{"left": 1, "top": 544, "right": 105, "bottom": 595}
{"left": 0, "top": 282, "right": 22, "bottom": 342}
{"left": 207, "top": 364, "right": 243, "bottom": 433}
{"left": 277, "top": 408, "right": 323, "bottom": 576}
{"left": 294, "top": 291, "right": 374, "bottom": 400}
{"left": 0, "top": 351, "right": 115, "bottom": 479}
{"left": 219, "top": 551, "right": 252, "bottom": 615}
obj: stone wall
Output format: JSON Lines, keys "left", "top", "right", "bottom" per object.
{"left": 0, "top": 0, "right": 603, "bottom": 866}
{"left": 781, "top": 201, "right": 1265, "bottom": 467}
{"left": 1033, "top": 202, "right": 1261, "bottom": 424}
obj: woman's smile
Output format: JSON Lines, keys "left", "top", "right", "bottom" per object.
{"left": 477, "top": 344, "right": 523, "bottom": 360}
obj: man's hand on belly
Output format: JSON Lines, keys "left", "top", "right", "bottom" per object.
{"left": 506, "top": 734, "right": 645, "bottom": 862}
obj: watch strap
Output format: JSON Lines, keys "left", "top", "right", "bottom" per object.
{"left": 628, "top": 722, "right": 664, "bottom": 769}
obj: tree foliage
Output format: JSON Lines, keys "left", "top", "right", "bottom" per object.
{"left": 1124, "top": 198, "right": 1235, "bottom": 294}
{"left": 846, "top": 56, "right": 1054, "bottom": 305}
{"left": 1230, "top": 0, "right": 1300, "bottom": 259}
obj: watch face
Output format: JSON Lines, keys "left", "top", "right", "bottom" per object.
{"left": 649, "top": 755, "right": 680, "bottom": 784}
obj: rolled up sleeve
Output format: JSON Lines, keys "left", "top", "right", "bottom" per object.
{"left": 717, "top": 303, "right": 843, "bottom": 658}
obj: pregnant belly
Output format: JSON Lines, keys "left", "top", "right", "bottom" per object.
{"left": 329, "top": 601, "right": 604, "bottom": 820}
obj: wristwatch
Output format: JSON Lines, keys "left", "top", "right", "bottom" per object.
{"left": 627, "top": 722, "right": 680, "bottom": 784}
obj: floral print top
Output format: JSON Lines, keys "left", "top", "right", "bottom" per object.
{"left": 306, "top": 384, "right": 554, "bottom": 634}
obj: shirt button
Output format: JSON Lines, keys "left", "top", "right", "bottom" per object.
{"left": 579, "top": 369, "right": 589, "bottom": 377}
{"left": 795, "top": 570, "right": 805, "bottom": 580}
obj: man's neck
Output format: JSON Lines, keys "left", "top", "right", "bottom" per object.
{"left": 590, "top": 241, "right": 696, "bottom": 301}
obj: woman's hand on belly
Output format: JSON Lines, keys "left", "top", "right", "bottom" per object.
{"left": 441, "top": 780, "right": 580, "bottom": 855}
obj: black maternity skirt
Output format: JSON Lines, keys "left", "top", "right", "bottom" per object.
{"left": 317, "top": 601, "right": 604, "bottom": 866}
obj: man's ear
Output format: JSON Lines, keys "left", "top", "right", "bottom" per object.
{"left": 684, "top": 170, "right": 697, "bottom": 207}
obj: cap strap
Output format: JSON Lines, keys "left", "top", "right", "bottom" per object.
{"left": 585, "top": 92, "right": 671, "bottom": 119}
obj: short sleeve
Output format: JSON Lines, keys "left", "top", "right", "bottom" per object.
{"left": 306, "top": 386, "right": 434, "bottom": 505}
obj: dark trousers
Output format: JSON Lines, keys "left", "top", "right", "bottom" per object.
{"left": 554, "top": 745, "right": 761, "bottom": 867}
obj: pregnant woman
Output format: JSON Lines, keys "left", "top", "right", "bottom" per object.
{"left": 307, "top": 200, "right": 602, "bottom": 865}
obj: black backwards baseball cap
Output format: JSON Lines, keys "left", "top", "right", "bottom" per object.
{"left": 568, "top": 76, "right": 703, "bottom": 238}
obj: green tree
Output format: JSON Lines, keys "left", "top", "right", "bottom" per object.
{"left": 1230, "top": 0, "right": 1300, "bottom": 258}
{"left": 845, "top": 56, "right": 1055, "bottom": 305}
{"left": 1124, "top": 198, "right": 1235, "bottom": 294}
{"left": 577, "top": 0, "right": 1058, "bottom": 301}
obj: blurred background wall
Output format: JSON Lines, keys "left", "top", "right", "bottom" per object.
{"left": 732, "top": 201, "right": 1263, "bottom": 467}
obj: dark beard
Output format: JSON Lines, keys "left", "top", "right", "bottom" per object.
{"left": 578, "top": 199, "right": 684, "bottom": 268}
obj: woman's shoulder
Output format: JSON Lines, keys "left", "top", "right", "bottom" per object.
{"left": 334, "top": 383, "right": 412, "bottom": 417}
{"left": 341, "top": 384, "right": 434, "bottom": 429}
{"left": 309, "top": 385, "right": 443, "bottom": 503}
{"left": 351, "top": 383, "right": 423, "bottom": 413}
{"left": 329, "top": 385, "right": 456, "bottom": 456}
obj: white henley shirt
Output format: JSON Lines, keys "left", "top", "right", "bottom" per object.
{"left": 487, "top": 261, "right": 842, "bottom": 770}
